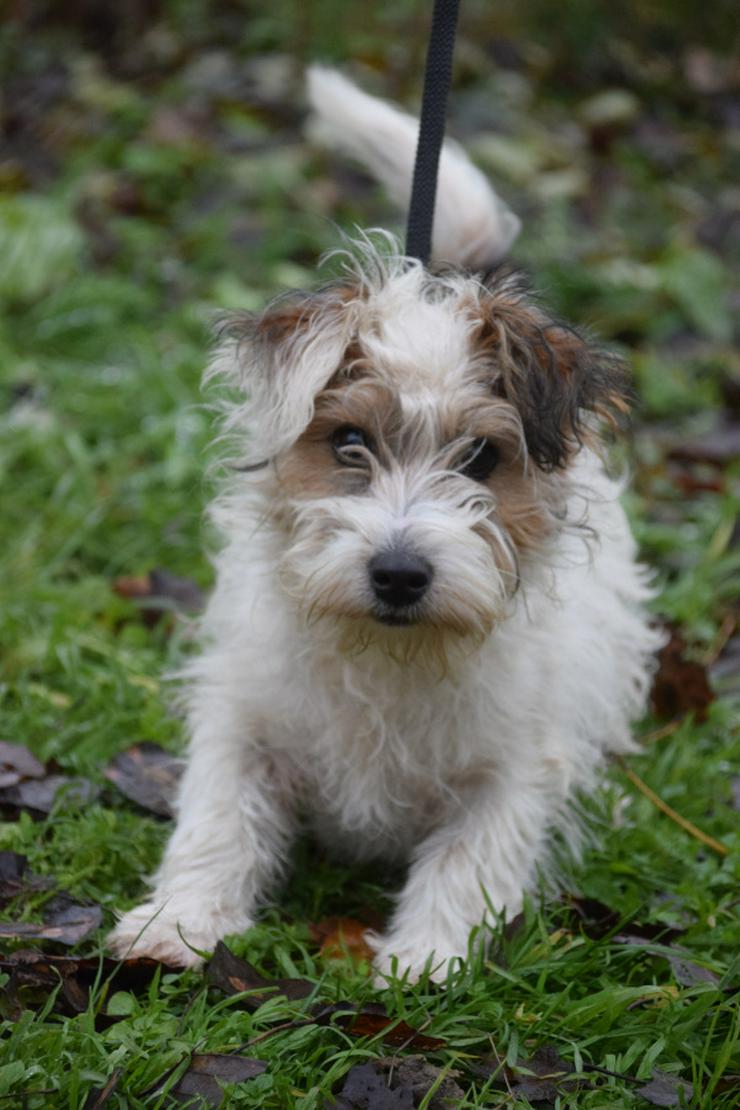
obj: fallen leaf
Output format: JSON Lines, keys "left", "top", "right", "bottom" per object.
{"left": 0, "top": 948, "right": 173, "bottom": 1026}
{"left": 473, "top": 1044, "right": 583, "bottom": 1103}
{"left": 206, "top": 941, "right": 314, "bottom": 1010}
{"left": 328, "top": 1061, "right": 413, "bottom": 1109}
{"left": 206, "top": 946, "right": 442, "bottom": 1051}
{"left": 168, "top": 1054, "right": 267, "bottom": 1107}
{"left": 650, "top": 625, "right": 714, "bottom": 722}
{"left": 113, "top": 568, "right": 205, "bottom": 626}
{"left": 561, "top": 895, "right": 684, "bottom": 944}
{"left": 0, "top": 851, "right": 30, "bottom": 906}
{"left": 0, "top": 895, "right": 103, "bottom": 946}
{"left": 317, "top": 1003, "right": 446, "bottom": 1051}
{"left": 669, "top": 466, "right": 725, "bottom": 496}
{"left": 104, "top": 742, "right": 182, "bottom": 818}
{"left": 714, "top": 1075, "right": 740, "bottom": 1095}
{"left": 310, "top": 917, "right": 375, "bottom": 963}
{"left": 637, "top": 1068, "right": 693, "bottom": 1107}
{"left": 560, "top": 895, "right": 619, "bottom": 938}
{"left": 510, "top": 1045, "right": 580, "bottom": 1103}
{"left": 329, "top": 1056, "right": 462, "bottom": 1110}
{"left": 0, "top": 741, "right": 45, "bottom": 787}
{"left": 375, "top": 1056, "right": 463, "bottom": 1106}
{"left": 666, "top": 955, "right": 720, "bottom": 987}
{"left": 0, "top": 774, "right": 98, "bottom": 818}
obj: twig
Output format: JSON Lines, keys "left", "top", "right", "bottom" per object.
{"left": 241, "top": 1016, "right": 312, "bottom": 1048}
{"left": 638, "top": 719, "right": 684, "bottom": 745}
{"left": 616, "top": 757, "right": 729, "bottom": 857}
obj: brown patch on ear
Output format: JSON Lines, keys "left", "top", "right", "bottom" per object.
{"left": 473, "top": 277, "right": 631, "bottom": 470}
{"left": 254, "top": 283, "right": 361, "bottom": 346}
{"left": 255, "top": 301, "right": 317, "bottom": 345}
{"left": 219, "top": 282, "right": 363, "bottom": 366}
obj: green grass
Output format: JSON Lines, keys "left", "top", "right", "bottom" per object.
{"left": 1, "top": 3, "right": 739, "bottom": 1106}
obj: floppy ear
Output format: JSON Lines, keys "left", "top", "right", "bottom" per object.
{"left": 478, "top": 287, "right": 630, "bottom": 470}
{"left": 213, "top": 285, "right": 361, "bottom": 455}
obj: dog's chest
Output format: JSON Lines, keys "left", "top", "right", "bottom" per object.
{"left": 264, "top": 649, "right": 502, "bottom": 852}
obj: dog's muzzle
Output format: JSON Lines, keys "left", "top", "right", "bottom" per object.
{"left": 368, "top": 550, "right": 432, "bottom": 624}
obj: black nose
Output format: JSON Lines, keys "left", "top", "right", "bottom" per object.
{"left": 368, "top": 550, "right": 432, "bottom": 609}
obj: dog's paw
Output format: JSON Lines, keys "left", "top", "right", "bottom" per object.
{"left": 108, "top": 900, "right": 252, "bottom": 968}
{"left": 369, "top": 932, "right": 467, "bottom": 986}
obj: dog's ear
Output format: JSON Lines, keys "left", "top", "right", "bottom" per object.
{"left": 215, "top": 285, "right": 360, "bottom": 454}
{"left": 477, "top": 288, "right": 630, "bottom": 470}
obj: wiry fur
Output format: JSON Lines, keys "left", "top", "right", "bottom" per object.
{"left": 109, "top": 70, "right": 660, "bottom": 980}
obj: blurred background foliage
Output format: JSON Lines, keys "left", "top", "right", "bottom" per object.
{"left": 0, "top": 0, "right": 738, "bottom": 741}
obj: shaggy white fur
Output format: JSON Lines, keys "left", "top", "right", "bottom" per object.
{"left": 109, "top": 68, "right": 660, "bottom": 980}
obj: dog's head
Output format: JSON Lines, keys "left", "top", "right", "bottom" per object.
{"left": 216, "top": 243, "right": 628, "bottom": 657}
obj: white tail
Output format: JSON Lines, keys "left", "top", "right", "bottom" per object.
{"left": 306, "top": 65, "right": 520, "bottom": 270}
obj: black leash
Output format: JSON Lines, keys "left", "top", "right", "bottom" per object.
{"left": 405, "top": 0, "right": 461, "bottom": 266}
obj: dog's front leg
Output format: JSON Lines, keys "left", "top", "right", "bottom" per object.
{"left": 372, "top": 776, "right": 551, "bottom": 982}
{"left": 109, "top": 707, "right": 291, "bottom": 967}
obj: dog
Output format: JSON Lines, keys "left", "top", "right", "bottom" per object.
{"left": 109, "top": 67, "right": 660, "bottom": 980}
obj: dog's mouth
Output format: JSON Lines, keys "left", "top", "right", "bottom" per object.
{"left": 371, "top": 604, "right": 423, "bottom": 627}
{"left": 374, "top": 611, "right": 416, "bottom": 627}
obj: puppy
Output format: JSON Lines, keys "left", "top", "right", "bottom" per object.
{"left": 110, "top": 68, "right": 660, "bottom": 980}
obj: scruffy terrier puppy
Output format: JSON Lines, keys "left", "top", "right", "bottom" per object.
{"left": 110, "top": 68, "right": 659, "bottom": 979}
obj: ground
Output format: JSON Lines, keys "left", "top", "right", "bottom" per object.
{"left": 0, "top": 2, "right": 738, "bottom": 1107}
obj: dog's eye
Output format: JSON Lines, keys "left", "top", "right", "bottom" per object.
{"left": 331, "top": 425, "right": 373, "bottom": 466}
{"left": 459, "top": 438, "right": 500, "bottom": 481}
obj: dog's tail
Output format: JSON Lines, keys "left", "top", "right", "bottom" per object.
{"left": 306, "top": 65, "right": 520, "bottom": 270}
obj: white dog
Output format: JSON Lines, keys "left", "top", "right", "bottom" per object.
{"left": 110, "top": 68, "right": 659, "bottom": 980}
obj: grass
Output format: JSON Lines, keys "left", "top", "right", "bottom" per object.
{"left": 0, "top": 3, "right": 738, "bottom": 1106}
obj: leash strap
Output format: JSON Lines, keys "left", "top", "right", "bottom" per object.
{"left": 405, "top": 0, "right": 461, "bottom": 266}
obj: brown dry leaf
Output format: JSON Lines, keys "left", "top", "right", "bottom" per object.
{"left": 0, "top": 774, "right": 98, "bottom": 819}
{"left": 0, "top": 741, "right": 45, "bottom": 788}
{"left": 650, "top": 625, "right": 714, "bottom": 722}
{"left": 714, "top": 1075, "right": 740, "bottom": 1096}
{"left": 510, "top": 1045, "right": 582, "bottom": 1103}
{"left": 473, "top": 1044, "right": 585, "bottom": 1103}
{"left": 318, "top": 1003, "right": 446, "bottom": 1051}
{"left": 329, "top": 1056, "right": 462, "bottom": 1110}
{"left": 166, "top": 1054, "right": 267, "bottom": 1107}
{"left": 0, "top": 745, "right": 97, "bottom": 823}
{"left": 113, "top": 568, "right": 205, "bottom": 627}
{"left": 206, "top": 946, "right": 442, "bottom": 1052}
{"left": 206, "top": 941, "right": 314, "bottom": 1011}
{"left": 666, "top": 955, "right": 720, "bottom": 987}
{"left": 328, "top": 1061, "right": 413, "bottom": 1109}
{"left": 0, "top": 851, "right": 54, "bottom": 907}
{"left": 637, "top": 1068, "right": 694, "bottom": 1107}
{"left": 0, "top": 895, "right": 103, "bottom": 946}
{"left": 103, "top": 742, "right": 182, "bottom": 818}
{"left": 669, "top": 466, "right": 725, "bottom": 496}
{"left": 310, "top": 916, "right": 376, "bottom": 963}
{"left": 561, "top": 894, "right": 684, "bottom": 944}
{"left": 0, "top": 948, "right": 172, "bottom": 1026}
